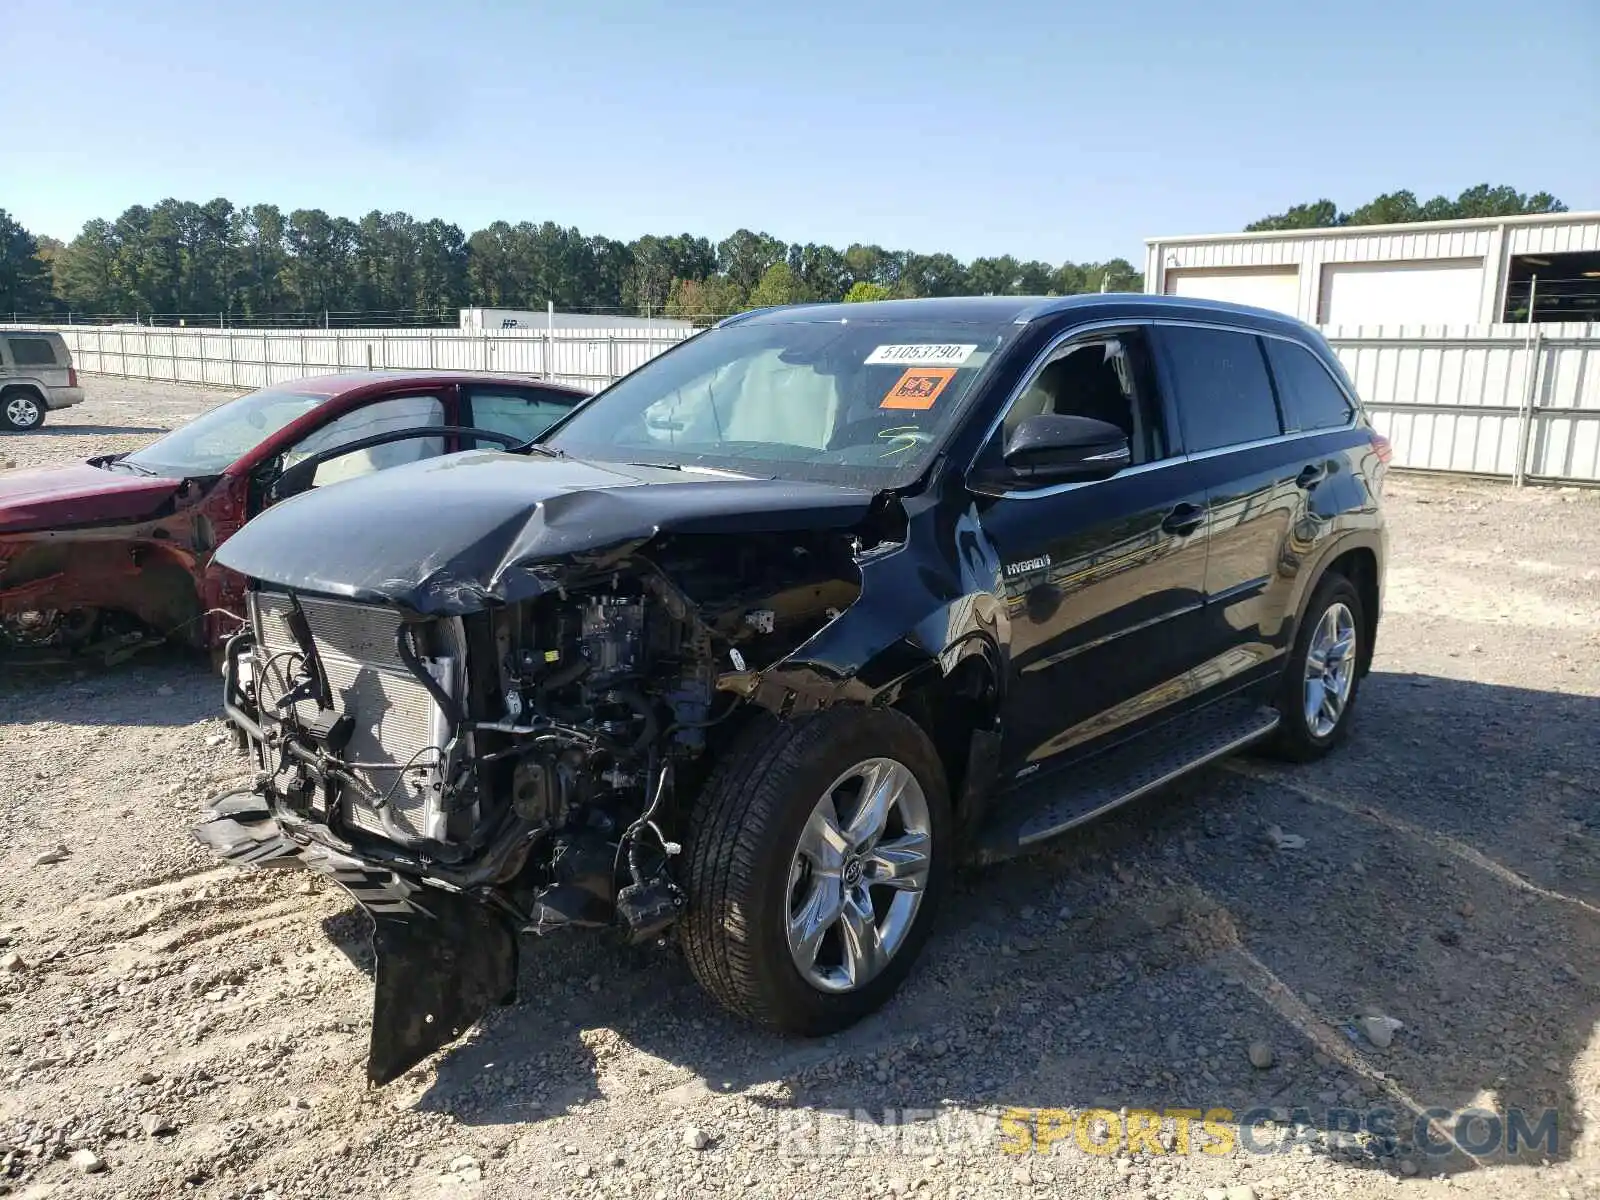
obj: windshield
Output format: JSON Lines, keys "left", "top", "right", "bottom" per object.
{"left": 121, "top": 387, "right": 326, "bottom": 477}
{"left": 543, "top": 316, "right": 1021, "bottom": 488}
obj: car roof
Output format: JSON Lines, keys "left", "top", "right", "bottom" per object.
{"left": 275, "top": 370, "right": 591, "bottom": 399}
{"left": 722, "top": 293, "right": 1313, "bottom": 337}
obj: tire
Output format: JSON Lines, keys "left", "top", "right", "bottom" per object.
{"left": 682, "top": 706, "right": 951, "bottom": 1035}
{"left": 1, "top": 390, "right": 46, "bottom": 431}
{"left": 1264, "top": 571, "right": 1366, "bottom": 762}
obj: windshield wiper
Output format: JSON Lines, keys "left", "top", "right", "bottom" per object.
{"left": 104, "top": 456, "right": 159, "bottom": 477}
{"left": 511, "top": 441, "right": 565, "bottom": 458}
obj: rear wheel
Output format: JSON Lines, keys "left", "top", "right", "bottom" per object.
{"left": 1, "top": 390, "right": 45, "bottom": 431}
{"left": 1265, "top": 572, "right": 1365, "bottom": 761}
{"left": 682, "top": 707, "right": 950, "bottom": 1034}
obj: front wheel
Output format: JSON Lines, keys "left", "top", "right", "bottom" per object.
{"left": 682, "top": 707, "right": 950, "bottom": 1035}
{"left": 1265, "top": 572, "right": 1366, "bottom": 761}
{"left": 1, "top": 391, "right": 46, "bottom": 431}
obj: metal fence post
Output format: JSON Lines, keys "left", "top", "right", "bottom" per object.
{"left": 1513, "top": 328, "right": 1545, "bottom": 487}
{"left": 606, "top": 335, "right": 616, "bottom": 383}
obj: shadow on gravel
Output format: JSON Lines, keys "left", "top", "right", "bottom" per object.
{"left": 393, "top": 671, "right": 1595, "bottom": 1181}
{"left": 0, "top": 649, "right": 215, "bottom": 726}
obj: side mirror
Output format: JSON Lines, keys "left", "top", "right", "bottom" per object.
{"left": 998, "top": 414, "right": 1131, "bottom": 483}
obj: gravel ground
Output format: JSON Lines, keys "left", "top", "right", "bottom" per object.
{"left": 1, "top": 376, "right": 1597, "bottom": 1200}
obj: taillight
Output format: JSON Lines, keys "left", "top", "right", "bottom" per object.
{"left": 68, "top": 366, "right": 79, "bottom": 388}
{"left": 1369, "top": 430, "right": 1392, "bottom": 464}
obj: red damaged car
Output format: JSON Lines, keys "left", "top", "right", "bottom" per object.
{"left": 0, "top": 371, "right": 587, "bottom": 662}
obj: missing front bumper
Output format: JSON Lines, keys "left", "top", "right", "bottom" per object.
{"left": 192, "top": 796, "right": 519, "bottom": 1085}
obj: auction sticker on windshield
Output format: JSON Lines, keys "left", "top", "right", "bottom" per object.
{"left": 881, "top": 367, "right": 956, "bottom": 410}
{"left": 865, "top": 344, "right": 977, "bottom": 367}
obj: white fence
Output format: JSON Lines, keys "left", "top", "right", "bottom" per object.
{"left": 18, "top": 323, "right": 696, "bottom": 395}
{"left": 6, "top": 319, "right": 1599, "bottom": 485}
{"left": 1325, "top": 323, "right": 1600, "bottom": 485}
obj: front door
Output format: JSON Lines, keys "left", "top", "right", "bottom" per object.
{"left": 202, "top": 388, "right": 456, "bottom": 642}
{"left": 969, "top": 326, "right": 1211, "bottom": 782}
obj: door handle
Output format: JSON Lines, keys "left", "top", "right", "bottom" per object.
{"left": 1161, "top": 502, "right": 1206, "bottom": 536}
{"left": 1296, "top": 462, "right": 1328, "bottom": 489}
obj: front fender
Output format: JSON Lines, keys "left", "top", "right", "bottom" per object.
{"left": 728, "top": 531, "right": 1008, "bottom": 718}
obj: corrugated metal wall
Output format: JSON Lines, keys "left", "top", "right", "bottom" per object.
{"left": 1148, "top": 226, "right": 1505, "bottom": 323}
{"left": 1325, "top": 323, "right": 1600, "bottom": 484}
{"left": 8, "top": 319, "right": 1599, "bottom": 485}
{"left": 1147, "top": 214, "right": 1600, "bottom": 327}
{"left": 16, "top": 324, "right": 695, "bottom": 395}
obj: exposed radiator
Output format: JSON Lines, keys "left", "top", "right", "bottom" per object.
{"left": 252, "top": 593, "right": 454, "bottom": 842}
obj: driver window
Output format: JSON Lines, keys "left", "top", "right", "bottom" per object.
{"left": 282, "top": 394, "right": 446, "bottom": 487}
{"left": 1001, "top": 332, "right": 1165, "bottom": 466}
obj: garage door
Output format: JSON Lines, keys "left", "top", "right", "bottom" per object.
{"left": 1163, "top": 268, "right": 1300, "bottom": 317}
{"left": 1317, "top": 259, "right": 1483, "bottom": 326}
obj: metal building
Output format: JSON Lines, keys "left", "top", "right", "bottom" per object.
{"left": 1144, "top": 211, "right": 1600, "bottom": 327}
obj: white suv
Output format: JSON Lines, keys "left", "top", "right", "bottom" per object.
{"left": 2, "top": 331, "right": 84, "bottom": 431}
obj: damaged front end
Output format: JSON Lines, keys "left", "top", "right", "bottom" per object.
{"left": 195, "top": 516, "right": 874, "bottom": 1083}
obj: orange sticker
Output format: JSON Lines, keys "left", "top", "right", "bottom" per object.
{"left": 880, "top": 367, "right": 955, "bottom": 410}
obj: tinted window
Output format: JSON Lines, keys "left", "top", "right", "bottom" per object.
{"left": 468, "top": 388, "right": 579, "bottom": 446}
{"left": 1265, "top": 338, "right": 1354, "bottom": 432}
{"left": 1160, "top": 326, "right": 1281, "bottom": 452}
{"left": 7, "top": 338, "right": 59, "bottom": 367}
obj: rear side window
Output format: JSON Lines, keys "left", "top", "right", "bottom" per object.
{"left": 1264, "top": 338, "right": 1355, "bottom": 432}
{"left": 6, "top": 338, "right": 59, "bottom": 367}
{"left": 467, "top": 388, "right": 580, "bottom": 446}
{"left": 1160, "top": 325, "right": 1281, "bottom": 452}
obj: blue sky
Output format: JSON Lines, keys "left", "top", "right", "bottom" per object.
{"left": 9, "top": 0, "right": 1598, "bottom": 264}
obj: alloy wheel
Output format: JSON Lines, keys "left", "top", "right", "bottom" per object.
{"left": 1303, "top": 601, "right": 1357, "bottom": 738}
{"left": 4, "top": 396, "right": 42, "bottom": 428}
{"left": 785, "top": 757, "right": 932, "bottom": 993}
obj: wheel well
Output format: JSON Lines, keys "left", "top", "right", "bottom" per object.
{"left": 893, "top": 656, "right": 999, "bottom": 830}
{"left": 1, "top": 383, "right": 45, "bottom": 402}
{"left": 1322, "top": 547, "right": 1379, "bottom": 672}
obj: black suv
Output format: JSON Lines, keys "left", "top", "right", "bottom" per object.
{"left": 196, "top": 295, "right": 1389, "bottom": 1082}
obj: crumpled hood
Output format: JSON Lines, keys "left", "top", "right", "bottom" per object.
{"left": 214, "top": 450, "right": 879, "bottom": 614}
{"left": 0, "top": 461, "right": 186, "bottom": 534}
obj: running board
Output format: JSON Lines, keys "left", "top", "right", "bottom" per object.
{"left": 973, "top": 699, "right": 1280, "bottom": 864}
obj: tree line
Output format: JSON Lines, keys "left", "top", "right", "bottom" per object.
{"left": 1246, "top": 184, "right": 1565, "bottom": 231}
{"left": 0, "top": 200, "right": 1143, "bottom": 327}
{"left": 0, "top": 183, "right": 1567, "bottom": 326}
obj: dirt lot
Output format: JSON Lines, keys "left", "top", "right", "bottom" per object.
{"left": 2, "top": 377, "right": 1597, "bottom": 1200}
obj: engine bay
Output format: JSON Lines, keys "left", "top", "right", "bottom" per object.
{"left": 227, "top": 530, "right": 864, "bottom": 942}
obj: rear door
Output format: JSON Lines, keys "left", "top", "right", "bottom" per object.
{"left": 1154, "top": 322, "right": 1314, "bottom": 688}
{"left": 970, "top": 324, "right": 1212, "bottom": 779}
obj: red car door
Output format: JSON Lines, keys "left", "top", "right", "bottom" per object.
{"left": 197, "top": 384, "right": 461, "bottom": 646}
